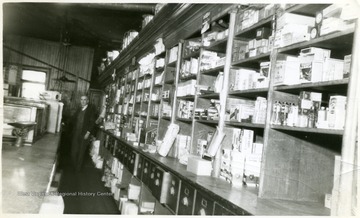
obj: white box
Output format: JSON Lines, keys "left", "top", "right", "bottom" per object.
{"left": 324, "top": 194, "right": 332, "bottom": 209}
{"left": 186, "top": 155, "right": 212, "bottom": 176}
{"left": 277, "top": 13, "right": 315, "bottom": 29}
{"left": 343, "top": 54, "right": 352, "bottom": 78}
{"left": 273, "top": 59, "right": 300, "bottom": 86}
{"left": 300, "top": 47, "right": 331, "bottom": 61}
{"left": 299, "top": 61, "right": 323, "bottom": 83}
{"left": 323, "top": 58, "right": 344, "bottom": 81}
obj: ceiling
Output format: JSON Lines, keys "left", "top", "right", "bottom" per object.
{"left": 3, "top": 2, "right": 157, "bottom": 87}
{"left": 3, "top": 2, "right": 157, "bottom": 49}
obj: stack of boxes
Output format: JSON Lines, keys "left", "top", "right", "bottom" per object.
{"left": 225, "top": 98, "right": 255, "bottom": 123}
{"left": 161, "top": 102, "right": 172, "bottom": 117}
{"left": 220, "top": 127, "right": 264, "bottom": 187}
{"left": 275, "top": 13, "right": 315, "bottom": 48}
{"left": 252, "top": 97, "right": 267, "bottom": 124}
{"left": 177, "top": 80, "right": 197, "bottom": 97}
{"left": 168, "top": 46, "right": 179, "bottom": 63}
{"left": 271, "top": 92, "right": 347, "bottom": 130}
{"left": 229, "top": 66, "right": 270, "bottom": 91}
{"left": 200, "top": 51, "right": 225, "bottom": 71}
{"left": 274, "top": 47, "right": 348, "bottom": 86}
{"left": 180, "top": 58, "right": 199, "bottom": 78}
{"left": 312, "top": 4, "right": 356, "bottom": 39}
{"left": 177, "top": 100, "right": 194, "bottom": 119}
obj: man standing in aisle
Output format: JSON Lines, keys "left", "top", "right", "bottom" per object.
{"left": 71, "top": 95, "right": 97, "bottom": 171}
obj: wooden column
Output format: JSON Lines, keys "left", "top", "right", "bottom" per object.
{"left": 335, "top": 18, "right": 360, "bottom": 216}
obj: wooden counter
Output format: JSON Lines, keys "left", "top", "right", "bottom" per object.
{"left": 2, "top": 133, "right": 60, "bottom": 213}
{"left": 101, "top": 128, "right": 329, "bottom": 216}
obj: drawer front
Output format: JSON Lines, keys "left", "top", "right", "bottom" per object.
{"left": 104, "top": 135, "right": 110, "bottom": 149}
{"left": 194, "top": 191, "right": 215, "bottom": 216}
{"left": 142, "top": 158, "right": 151, "bottom": 186}
{"left": 213, "top": 202, "right": 236, "bottom": 215}
{"left": 177, "top": 182, "right": 196, "bottom": 215}
{"left": 123, "top": 145, "right": 129, "bottom": 167}
{"left": 117, "top": 142, "right": 124, "bottom": 163}
{"left": 165, "top": 173, "right": 181, "bottom": 214}
{"left": 152, "top": 167, "right": 171, "bottom": 203}
{"left": 148, "top": 163, "right": 157, "bottom": 190}
{"left": 135, "top": 155, "right": 143, "bottom": 180}
{"left": 128, "top": 151, "right": 138, "bottom": 174}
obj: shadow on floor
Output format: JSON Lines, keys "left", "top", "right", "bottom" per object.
{"left": 57, "top": 136, "right": 120, "bottom": 214}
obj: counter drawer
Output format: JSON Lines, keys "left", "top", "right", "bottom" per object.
{"left": 213, "top": 202, "right": 236, "bottom": 215}
{"left": 177, "top": 181, "right": 196, "bottom": 215}
{"left": 194, "top": 190, "right": 215, "bottom": 216}
{"left": 142, "top": 158, "right": 151, "bottom": 186}
{"left": 149, "top": 167, "right": 171, "bottom": 204}
{"left": 164, "top": 173, "right": 181, "bottom": 214}
{"left": 127, "top": 150, "right": 139, "bottom": 175}
{"left": 135, "top": 155, "right": 143, "bottom": 179}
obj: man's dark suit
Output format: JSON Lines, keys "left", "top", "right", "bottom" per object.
{"left": 71, "top": 104, "right": 96, "bottom": 171}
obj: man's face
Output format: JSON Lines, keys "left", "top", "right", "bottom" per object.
{"left": 80, "top": 96, "right": 89, "bottom": 107}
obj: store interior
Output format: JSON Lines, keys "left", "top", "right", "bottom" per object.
{"left": 2, "top": 2, "right": 359, "bottom": 216}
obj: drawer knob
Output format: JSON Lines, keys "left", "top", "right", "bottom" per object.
{"left": 144, "top": 168, "right": 147, "bottom": 173}
{"left": 170, "top": 187, "right": 175, "bottom": 195}
{"left": 151, "top": 173, "right": 154, "bottom": 179}
{"left": 155, "top": 179, "right": 159, "bottom": 186}
{"left": 182, "top": 197, "right": 189, "bottom": 206}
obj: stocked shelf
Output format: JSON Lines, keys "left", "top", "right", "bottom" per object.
{"left": 228, "top": 88, "right": 269, "bottom": 98}
{"left": 177, "top": 95, "right": 195, "bottom": 100}
{"left": 182, "top": 50, "right": 200, "bottom": 59}
{"left": 176, "top": 117, "right": 193, "bottom": 123}
{"left": 200, "top": 65, "right": 224, "bottom": 76}
{"left": 232, "top": 52, "right": 270, "bottom": 68}
{"left": 271, "top": 125, "right": 344, "bottom": 135}
{"left": 225, "top": 121, "right": 265, "bottom": 129}
{"left": 278, "top": 28, "right": 355, "bottom": 58}
{"left": 235, "top": 16, "right": 273, "bottom": 38}
{"left": 198, "top": 92, "right": 220, "bottom": 99}
{"left": 203, "top": 38, "right": 228, "bottom": 52}
{"left": 274, "top": 79, "right": 349, "bottom": 94}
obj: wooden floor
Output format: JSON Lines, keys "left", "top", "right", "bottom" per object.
{"left": 58, "top": 133, "right": 120, "bottom": 214}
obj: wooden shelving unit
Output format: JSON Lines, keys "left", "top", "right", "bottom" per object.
{"left": 97, "top": 3, "right": 358, "bottom": 216}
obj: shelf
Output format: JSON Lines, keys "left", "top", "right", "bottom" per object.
{"left": 153, "top": 83, "right": 162, "bottom": 88}
{"left": 228, "top": 88, "right": 269, "bottom": 98}
{"left": 225, "top": 121, "right": 265, "bottom": 129}
{"left": 167, "top": 60, "right": 177, "bottom": 67}
{"left": 271, "top": 125, "right": 343, "bottom": 135}
{"left": 142, "top": 101, "right": 149, "bottom": 104}
{"left": 149, "top": 116, "right": 159, "bottom": 120}
{"left": 151, "top": 100, "right": 161, "bottom": 103}
{"left": 235, "top": 16, "right": 273, "bottom": 39}
{"left": 155, "top": 66, "right": 165, "bottom": 72}
{"left": 198, "top": 92, "right": 220, "bottom": 99}
{"left": 200, "top": 65, "right": 225, "bottom": 76}
{"left": 183, "top": 49, "right": 200, "bottom": 59}
{"left": 179, "top": 73, "right": 197, "bottom": 81}
{"left": 285, "top": 4, "right": 331, "bottom": 17}
{"left": 162, "top": 98, "right": 170, "bottom": 102}
{"left": 162, "top": 116, "right": 171, "bottom": 121}
{"left": 232, "top": 52, "right": 270, "bottom": 68}
{"left": 164, "top": 79, "right": 175, "bottom": 84}
{"left": 278, "top": 28, "right": 355, "bottom": 58}
{"left": 196, "top": 119, "right": 219, "bottom": 125}
{"left": 274, "top": 79, "right": 349, "bottom": 95}
{"left": 155, "top": 50, "right": 166, "bottom": 58}
{"left": 176, "top": 117, "right": 193, "bottom": 123}
{"left": 203, "top": 38, "right": 228, "bottom": 52}
{"left": 177, "top": 95, "right": 195, "bottom": 100}
{"left": 140, "top": 114, "right": 147, "bottom": 118}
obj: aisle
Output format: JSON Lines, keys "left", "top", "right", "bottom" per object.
{"left": 58, "top": 144, "right": 120, "bottom": 214}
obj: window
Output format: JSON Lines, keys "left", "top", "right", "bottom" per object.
{"left": 21, "top": 70, "right": 46, "bottom": 99}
